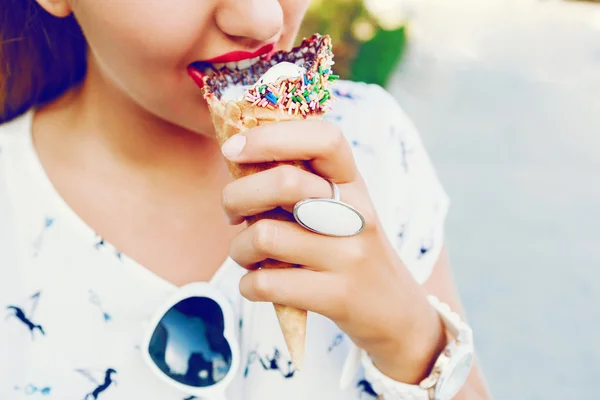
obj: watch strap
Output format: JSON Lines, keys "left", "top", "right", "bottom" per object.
{"left": 361, "top": 350, "right": 430, "bottom": 400}
{"left": 358, "top": 296, "right": 474, "bottom": 400}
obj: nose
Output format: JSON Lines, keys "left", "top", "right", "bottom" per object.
{"left": 215, "top": 0, "right": 283, "bottom": 43}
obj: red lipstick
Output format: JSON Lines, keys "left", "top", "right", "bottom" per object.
{"left": 187, "top": 67, "right": 206, "bottom": 89}
{"left": 188, "top": 43, "right": 276, "bottom": 89}
{"left": 202, "top": 43, "right": 275, "bottom": 64}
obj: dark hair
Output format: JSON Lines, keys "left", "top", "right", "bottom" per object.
{"left": 0, "top": 0, "right": 87, "bottom": 123}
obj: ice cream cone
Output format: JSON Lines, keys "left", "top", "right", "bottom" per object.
{"left": 202, "top": 34, "right": 336, "bottom": 370}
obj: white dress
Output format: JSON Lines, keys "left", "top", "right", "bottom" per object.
{"left": 0, "top": 81, "right": 449, "bottom": 400}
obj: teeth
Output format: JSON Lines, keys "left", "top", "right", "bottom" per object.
{"left": 237, "top": 59, "right": 252, "bottom": 70}
{"left": 207, "top": 57, "right": 261, "bottom": 73}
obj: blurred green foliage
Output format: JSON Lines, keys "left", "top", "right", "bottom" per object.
{"left": 351, "top": 27, "right": 406, "bottom": 87}
{"left": 298, "top": 0, "right": 407, "bottom": 87}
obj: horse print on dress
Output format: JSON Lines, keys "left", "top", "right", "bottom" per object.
{"left": 333, "top": 88, "right": 357, "bottom": 100}
{"left": 94, "top": 236, "right": 106, "bottom": 250}
{"left": 5, "top": 291, "right": 45, "bottom": 339}
{"left": 324, "top": 113, "right": 343, "bottom": 122}
{"left": 399, "top": 138, "right": 409, "bottom": 173}
{"left": 14, "top": 383, "right": 52, "bottom": 396}
{"left": 328, "top": 333, "right": 345, "bottom": 352}
{"left": 94, "top": 235, "right": 125, "bottom": 261}
{"left": 244, "top": 348, "right": 295, "bottom": 379}
{"left": 396, "top": 224, "right": 406, "bottom": 250}
{"left": 350, "top": 140, "right": 374, "bottom": 154}
{"left": 389, "top": 125, "right": 415, "bottom": 174}
{"left": 32, "top": 217, "right": 55, "bottom": 257}
{"left": 418, "top": 236, "right": 434, "bottom": 259}
{"left": 88, "top": 290, "right": 112, "bottom": 322}
{"left": 357, "top": 379, "right": 379, "bottom": 398}
{"left": 76, "top": 368, "right": 117, "bottom": 399}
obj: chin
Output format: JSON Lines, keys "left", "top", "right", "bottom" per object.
{"left": 182, "top": 109, "right": 218, "bottom": 138}
{"left": 149, "top": 95, "right": 217, "bottom": 138}
{"left": 191, "top": 103, "right": 218, "bottom": 137}
{"left": 196, "top": 121, "right": 217, "bottom": 137}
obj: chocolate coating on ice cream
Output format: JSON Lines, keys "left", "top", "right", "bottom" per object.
{"left": 202, "top": 34, "right": 334, "bottom": 101}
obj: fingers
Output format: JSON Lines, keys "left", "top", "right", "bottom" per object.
{"left": 239, "top": 268, "right": 350, "bottom": 320}
{"left": 220, "top": 119, "right": 358, "bottom": 182}
{"left": 229, "top": 218, "right": 364, "bottom": 271}
{"left": 222, "top": 164, "right": 332, "bottom": 224}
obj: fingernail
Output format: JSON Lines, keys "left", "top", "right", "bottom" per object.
{"left": 221, "top": 134, "right": 246, "bottom": 159}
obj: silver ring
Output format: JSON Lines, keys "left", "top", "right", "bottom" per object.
{"left": 293, "top": 179, "right": 366, "bottom": 237}
{"left": 328, "top": 179, "right": 341, "bottom": 201}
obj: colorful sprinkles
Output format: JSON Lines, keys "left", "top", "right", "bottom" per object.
{"left": 243, "top": 67, "right": 338, "bottom": 116}
{"left": 203, "top": 34, "right": 338, "bottom": 118}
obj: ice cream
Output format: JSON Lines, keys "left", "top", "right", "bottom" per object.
{"left": 201, "top": 34, "right": 337, "bottom": 370}
{"left": 220, "top": 62, "right": 306, "bottom": 103}
{"left": 220, "top": 85, "right": 251, "bottom": 103}
{"left": 254, "top": 62, "right": 306, "bottom": 87}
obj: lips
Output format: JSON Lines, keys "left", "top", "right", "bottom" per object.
{"left": 203, "top": 43, "right": 275, "bottom": 64}
{"left": 187, "top": 67, "right": 206, "bottom": 89}
{"left": 188, "top": 43, "right": 276, "bottom": 89}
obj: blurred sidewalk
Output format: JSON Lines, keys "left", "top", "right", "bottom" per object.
{"left": 388, "top": 0, "right": 600, "bottom": 398}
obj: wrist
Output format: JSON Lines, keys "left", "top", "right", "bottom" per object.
{"left": 369, "top": 296, "right": 447, "bottom": 384}
{"left": 358, "top": 295, "right": 476, "bottom": 400}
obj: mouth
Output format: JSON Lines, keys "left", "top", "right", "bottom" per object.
{"left": 200, "top": 34, "right": 332, "bottom": 100}
{"left": 189, "top": 56, "right": 262, "bottom": 76}
{"left": 188, "top": 43, "right": 275, "bottom": 84}
{"left": 192, "top": 34, "right": 333, "bottom": 97}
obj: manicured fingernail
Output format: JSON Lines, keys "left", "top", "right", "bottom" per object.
{"left": 221, "top": 134, "right": 246, "bottom": 159}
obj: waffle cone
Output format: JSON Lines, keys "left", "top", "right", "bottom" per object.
{"left": 201, "top": 34, "right": 336, "bottom": 370}
{"left": 208, "top": 98, "right": 322, "bottom": 369}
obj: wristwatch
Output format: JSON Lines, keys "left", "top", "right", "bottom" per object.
{"left": 360, "top": 295, "right": 474, "bottom": 400}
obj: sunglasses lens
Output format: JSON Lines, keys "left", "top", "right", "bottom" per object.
{"left": 148, "top": 297, "right": 233, "bottom": 387}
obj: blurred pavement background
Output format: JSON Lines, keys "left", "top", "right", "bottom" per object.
{"left": 387, "top": 0, "right": 600, "bottom": 398}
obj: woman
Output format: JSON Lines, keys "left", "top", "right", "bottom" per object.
{"left": 0, "top": 0, "right": 491, "bottom": 399}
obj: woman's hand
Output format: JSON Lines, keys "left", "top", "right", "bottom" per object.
{"left": 220, "top": 119, "right": 446, "bottom": 383}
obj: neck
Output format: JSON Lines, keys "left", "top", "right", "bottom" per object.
{"left": 45, "top": 58, "right": 224, "bottom": 187}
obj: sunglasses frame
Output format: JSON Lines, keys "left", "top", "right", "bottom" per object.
{"left": 141, "top": 282, "right": 241, "bottom": 399}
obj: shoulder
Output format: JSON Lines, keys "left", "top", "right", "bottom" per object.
{"left": 325, "top": 80, "right": 395, "bottom": 128}
{"left": 0, "top": 111, "right": 32, "bottom": 202}
{"left": 0, "top": 111, "right": 32, "bottom": 164}
{"left": 326, "top": 81, "right": 418, "bottom": 149}
{"left": 0, "top": 111, "right": 31, "bottom": 149}
{"left": 328, "top": 81, "right": 449, "bottom": 284}
{"left": 328, "top": 79, "right": 393, "bottom": 106}
{"left": 326, "top": 80, "right": 428, "bottom": 182}
{"left": 0, "top": 114, "right": 30, "bottom": 258}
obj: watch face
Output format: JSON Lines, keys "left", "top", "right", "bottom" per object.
{"left": 436, "top": 350, "right": 474, "bottom": 400}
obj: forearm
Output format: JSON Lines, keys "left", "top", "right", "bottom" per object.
{"left": 371, "top": 245, "right": 493, "bottom": 399}
{"left": 423, "top": 246, "right": 493, "bottom": 399}
{"left": 371, "top": 299, "right": 491, "bottom": 399}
